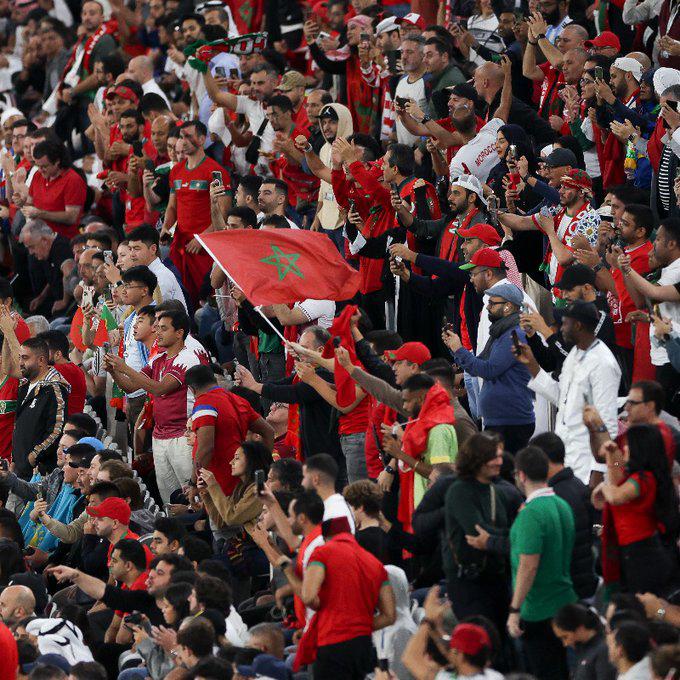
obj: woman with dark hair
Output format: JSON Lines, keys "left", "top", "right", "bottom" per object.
{"left": 159, "top": 582, "right": 193, "bottom": 627}
{"left": 552, "top": 603, "right": 614, "bottom": 680}
{"left": 443, "top": 434, "right": 511, "bottom": 638}
{"left": 593, "top": 424, "right": 680, "bottom": 595}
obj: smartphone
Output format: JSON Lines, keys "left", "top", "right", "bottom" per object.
{"left": 508, "top": 144, "right": 517, "bottom": 161}
{"left": 255, "top": 469, "right": 265, "bottom": 495}
{"left": 81, "top": 286, "right": 94, "bottom": 309}
{"left": 212, "top": 170, "right": 223, "bottom": 186}
{"left": 316, "top": 31, "right": 331, "bottom": 44}
{"left": 0, "top": 459, "right": 7, "bottom": 471}
{"left": 103, "top": 249, "right": 113, "bottom": 264}
{"left": 442, "top": 315, "right": 454, "bottom": 332}
{"left": 390, "top": 181, "right": 399, "bottom": 194}
{"left": 386, "top": 49, "right": 400, "bottom": 72}
{"left": 102, "top": 341, "right": 112, "bottom": 355}
{"left": 511, "top": 329, "right": 521, "bottom": 353}
{"left": 332, "top": 336, "right": 341, "bottom": 347}
{"left": 144, "top": 159, "right": 155, "bottom": 172}
{"left": 131, "top": 140, "right": 144, "bottom": 157}
{"left": 395, "top": 96, "right": 409, "bottom": 108}
{"left": 594, "top": 66, "right": 604, "bottom": 81}
{"left": 214, "top": 66, "right": 227, "bottom": 78}
{"left": 35, "top": 491, "right": 42, "bottom": 502}
{"left": 229, "top": 68, "right": 239, "bottom": 80}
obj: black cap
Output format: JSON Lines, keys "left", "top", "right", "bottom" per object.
{"left": 555, "top": 264, "right": 596, "bottom": 290}
{"left": 544, "top": 148, "right": 578, "bottom": 168}
{"left": 562, "top": 300, "right": 599, "bottom": 330}
{"left": 445, "top": 82, "right": 479, "bottom": 104}
{"left": 66, "top": 443, "right": 96, "bottom": 468}
{"left": 319, "top": 105, "right": 338, "bottom": 121}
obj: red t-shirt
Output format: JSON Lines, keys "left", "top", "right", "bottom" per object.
{"left": 28, "top": 168, "right": 87, "bottom": 239}
{"left": 169, "top": 156, "right": 228, "bottom": 236}
{"left": 141, "top": 345, "right": 204, "bottom": 439}
{"left": 0, "top": 376, "right": 18, "bottom": 461}
{"left": 309, "top": 533, "right": 388, "bottom": 646}
{"left": 191, "top": 387, "right": 260, "bottom": 495}
{"left": 609, "top": 241, "right": 653, "bottom": 349}
{"left": 115, "top": 569, "right": 149, "bottom": 617}
{"left": 338, "top": 393, "right": 370, "bottom": 435}
{"left": 610, "top": 471, "right": 658, "bottom": 545}
{"left": 54, "top": 362, "right": 86, "bottom": 416}
{"left": 13, "top": 315, "right": 30, "bottom": 344}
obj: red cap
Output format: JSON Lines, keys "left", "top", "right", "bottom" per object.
{"left": 386, "top": 342, "right": 431, "bottom": 365}
{"left": 457, "top": 223, "right": 502, "bottom": 246}
{"left": 450, "top": 623, "right": 491, "bottom": 655}
{"left": 86, "top": 497, "right": 131, "bottom": 525}
{"left": 584, "top": 31, "right": 620, "bottom": 51}
{"left": 396, "top": 12, "right": 425, "bottom": 30}
{"left": 311, "top": 0, "right": 329, "bottom": 23}
{"left": 460, "top": 247, "right": 505, "bottom": 270}
{"left": 105, "top": 85, "right": 139, "bottom": 104}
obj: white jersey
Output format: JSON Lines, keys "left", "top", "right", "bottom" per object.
{"left": 449, "top": 118, "right": 504, "bottom": 183}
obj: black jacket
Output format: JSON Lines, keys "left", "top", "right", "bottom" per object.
{"left": 12, "top": 368, "right": 68, "bottom": 480}
{"left": 261, "top": 369, "right": 342, "bottom": 463}
{"left": 549, "top": 467, "right": 598, "bottom": 599}
{"left": 572, "top": 632, "right": 616, "bottom": 680}
{"left": 485, "top": 93, "right": 556, "bottom": 149}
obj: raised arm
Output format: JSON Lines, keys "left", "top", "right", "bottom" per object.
{"left": 203, "top": 70, "right": 238, "bottom": 110}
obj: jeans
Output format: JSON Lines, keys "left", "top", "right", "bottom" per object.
{"left": 152, "top": 435, "right": 194, "bottom": 504}
{"left": 464, "top": 372, "right": 481, "bottom": 420}
{"left": 259, "top": 352, "right": 286, "bottom": 414}
{"left": 321, "top": 226, "right": 345, "bottom": 254}
{"left": 341, "top": 432, "right": 368, "bottom": 483}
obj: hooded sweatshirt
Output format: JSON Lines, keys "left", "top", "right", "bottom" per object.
{"left": 318, "top": 103, "right": 354, "bottom": 231}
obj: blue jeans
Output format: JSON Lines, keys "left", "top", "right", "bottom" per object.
{"left": 464, "top": 372, "right": 481, "bottom": 420}
{"left": 341, "top": 432, "right": 367, "bottom": 483}
{"left": 322, "top": 227, "right": 345, "bottom": 254}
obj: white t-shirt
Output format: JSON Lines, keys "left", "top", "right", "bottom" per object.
{"left": 650, "top": 257, "right": 680, "bottom": 366}
{"left": 323, "top": 493, "right": 356, "bottom": 533}
{"left": 235, "top": 95, "right": 275, "bottom": 176}
{"left": 123, "top": 310, "right": 146, "bottom": 398}
{"left": 449, "top": 118, "right": 505, "bottom": 183}
{"left": 148, "top": 257, "right": 188, "bottom": 311}
{"left": 295, "top": 299, "right": 336, "bottom": 329}
{"left": 394, "top": 75, "right": 428, "bottom": 147}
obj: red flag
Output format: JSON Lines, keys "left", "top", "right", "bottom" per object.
{"left": 197, "top": 229, "right": 360, "bottom": 306}
{"left": 322, "top": 304, "right": 360, "bottom": 408}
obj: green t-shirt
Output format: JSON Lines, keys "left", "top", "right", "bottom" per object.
{"left": 414, "top": 423, "right": 457, "bottom": 508}
{"left": 510, "top": 492, "right": 577, "bottom": 622}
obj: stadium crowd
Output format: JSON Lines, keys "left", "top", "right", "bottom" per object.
{"left": 2, "top": 0, "right": 680, "bottom": 677}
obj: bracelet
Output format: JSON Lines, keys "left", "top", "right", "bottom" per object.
{"left": 509, "top": 606, "right": 520, "bottom": 614}
{"left": 528, "top": 40, "right": 538, "bottom": 45}
{"left": 304, "top": 143, "right": 313, "bottom": 153}
{"left": 420, "top": 115, "right": 432, "bottom": 124}
{"left": 384, "top": 465, "right": 395, "bottom": 475}
{"left": 535, "top": 33, "right": 546, "bottom": 41}
{"left": 592, "top": 263, "right": 604, "bottom": 273}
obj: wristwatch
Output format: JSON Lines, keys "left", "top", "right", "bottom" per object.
{"left": 657, "top": 607, "right": 667, "bottom": 621}
{"left": 420, "top": 115, "right": 432, "bottom": 124}
{"left": 304, "top": 142, "right": 313, "bottom": 153}
{"left": 384, "top": 465, "right": 396, "bottom": 475}
{"left": 509, "top": 606, "right": 520, "bottom": 614}
{"left": 114, "top": 280, "right": 124, "bottom": 288}
{"left": 592, "top": 263, "right": 604, "bottom": 273}
{"left": 535, "top": 33, "right": 546, "bottom": 41}
{"left": 279, "top": 558, "right": 292, "bottom": 570}
{"left": 589, "top": 424, "right": 608, "bottom": 433}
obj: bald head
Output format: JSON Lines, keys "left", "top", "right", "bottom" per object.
{"left": 0, "top": 585, "right": 35, "bottom": 624}
{"left": 473, "top": 62, "right": 504, "bottom": 103}
{"left": 128, "top": 56, "right": 154, "bottom": 84}
{"left": 626, "top": 51, "right": 652, "bottom": 70}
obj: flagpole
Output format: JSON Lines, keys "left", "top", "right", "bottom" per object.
{"left": 196, "top": 233, "right": 288, "bottom": 344}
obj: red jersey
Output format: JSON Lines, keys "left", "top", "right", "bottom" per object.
{"left": 270, "top": 125, "right": 319, "bottom": 208}
{"left": 54, "top": 362, "right": 86, "bottom": 416}
{"left": 141, "top": 345, "right": 204, "bottom": 439}
{"left": 28, "top": 169, "right": 86, "bottom": 239}
{"left": 191, "top": 387, "right": 260, "bottom": 495}
{"left": 0, "top": 376, "right": 18, "bottom": 461}
{"left": 538, "top": 62, "right": 564, "bottom": 117}
{"left": 13, "top": 315, "right": 30, "bottom": 344}
{"left": 309, "top": 533, "right": 388, "bottom": 646}
{"left": 169, "top": 156, "right": 228, "bottom": 236}
{"left": 115, "top": 569, "right": 149, "bottom": 617}
{"left": 608, "top": 241, "right": 653, "bottom": 348}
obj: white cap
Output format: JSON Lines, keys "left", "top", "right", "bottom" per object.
{"left": 450, "top": 173, "right": 487, "bottom": 206}
{"left": 612, "top": 57, "right": 643, "bottom": 83}
{"left": 376, "top": 16, "right": 399, "bottom": 35}
{"left": 654, "top": 67, "right": 680, "bottom": 97}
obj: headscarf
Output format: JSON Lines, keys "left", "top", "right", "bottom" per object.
{"left": 372, "top": 566, "right": 417, "bottom": 661}
{"left": 498, "top": 124, "right": 536, "bottom": 172}
{"left": 318, "top": 103, "right": 353, "bottom": 231}
{"left": 25, "top": 619, "right": 94, "bottom": 666}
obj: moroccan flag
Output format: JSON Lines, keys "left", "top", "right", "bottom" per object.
{"left": 69, "top": 307, "right": 87, "bottom": 352}
{"left": 321, "top": 304, "right": 361, "bottom": 408}
{"left": 197, "top": 229, "right": 360, "bottom": 306}
{"left": 93, "top": 305, "right": 117, "bottom": 347}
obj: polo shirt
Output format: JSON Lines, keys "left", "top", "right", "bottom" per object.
{"left": 191, "top": 387, "right": 260, "bottom": 495}
{"left": 510, "top": 488, "right": 577, "bottom": 621}
{"left": 29, "top": 168, "right": 86, "bottom": 239}
{"left": 169, "top": 156, "right": 228, "bottom": 236}
{"left": 308, "top": 533, "right": 387, "bottom": 646}
{"left": 141, "top": 345, "right": 203, "bottom": 439}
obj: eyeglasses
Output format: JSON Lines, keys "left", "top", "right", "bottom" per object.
{"left": 487, "top": 300, "right": 506, "bottom": 308}
{"left": 580, "top": 78, "right": 595, "bottom": 85}
{"left": 122, "top": 284, "right": 144, "bottom": 290}
{"left": 624, "top": 398, "right": 647, "bottom": 406}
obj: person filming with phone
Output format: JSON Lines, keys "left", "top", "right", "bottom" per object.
{"left": 443, "top": 282, "right": 536, "bottom": 453}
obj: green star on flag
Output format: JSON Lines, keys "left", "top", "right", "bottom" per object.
{"left": 260, "top": 245, "right": 304, "bottom": 281}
